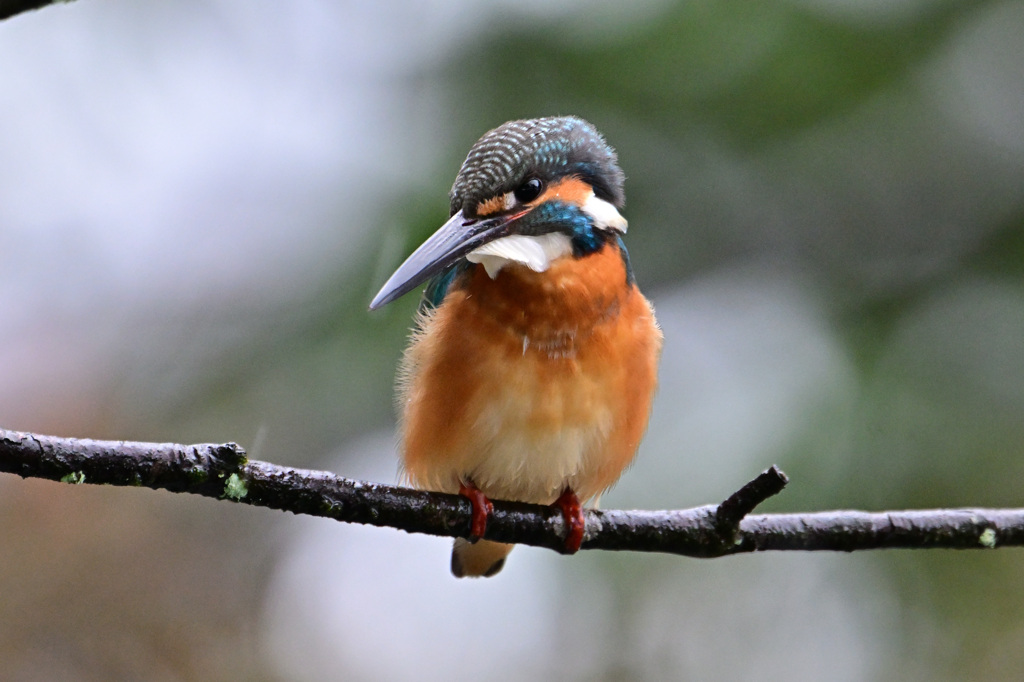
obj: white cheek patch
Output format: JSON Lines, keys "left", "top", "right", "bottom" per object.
{"left": 467, "top": 233, "right": 573, "bottom": 279}
{"left": 581, "top": 192, "right": 628, "bottom": 233}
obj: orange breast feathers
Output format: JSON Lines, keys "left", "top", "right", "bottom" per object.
{"left": 397, "top": 241, "right": 662, "bottom": 506}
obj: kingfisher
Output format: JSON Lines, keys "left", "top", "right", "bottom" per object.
{"left": 370, "top": 116, "right": 661, "bottom": 577}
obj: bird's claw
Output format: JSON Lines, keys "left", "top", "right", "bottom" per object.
{"left": 459, "top": 481, "right": 494, "bottom": 542}
{"left": 554, "top": 488, "right": 585, "bottom": 554}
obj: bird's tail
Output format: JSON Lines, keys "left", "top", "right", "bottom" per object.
{"left": 451, "top": 538, "right": 513, "bottom": 578}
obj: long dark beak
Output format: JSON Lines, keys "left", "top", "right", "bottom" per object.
{"left": 369, "top": 209, "right": 520, "bottom": 310}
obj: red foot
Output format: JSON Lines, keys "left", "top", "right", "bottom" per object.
{"left": 459, "top": 481, "right": 493, "bottom": 542}
{"left": 554, "top": 488, "right": 585, "bottom": 554}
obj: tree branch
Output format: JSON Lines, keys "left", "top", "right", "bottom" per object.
{"left": 1, "top": 427, "right": 1021, "bottom": 557}
{"left": 0, "top": 0, "right": 73, "bottom": 22}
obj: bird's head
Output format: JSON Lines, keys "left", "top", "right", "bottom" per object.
{"left": 370, "top": 116, "right": 628, "bottom": 310}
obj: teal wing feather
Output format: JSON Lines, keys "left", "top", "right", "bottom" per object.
{"left": 419, "top": 261, "right": 472, "bottom": 314}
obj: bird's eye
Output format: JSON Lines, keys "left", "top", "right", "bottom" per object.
{"left": 514, "top": 177, "right": 544, "bottom": 204}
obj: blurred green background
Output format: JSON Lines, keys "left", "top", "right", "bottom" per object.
{"left": 1, "top": 0, "right": 1023, "bottom": 679}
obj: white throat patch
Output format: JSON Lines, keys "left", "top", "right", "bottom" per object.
{"left": 467, "top": 233, "right": 573, "bottom": 279}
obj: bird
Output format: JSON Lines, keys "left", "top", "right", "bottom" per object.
{"left": 370, "top": 116, "right": 661, "bottom": 578}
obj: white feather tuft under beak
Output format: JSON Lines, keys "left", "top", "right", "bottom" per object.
{"left": 466, "top": 233, "right": 573, "bottom": 279}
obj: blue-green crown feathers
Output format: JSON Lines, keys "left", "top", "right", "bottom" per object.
{"left": 449, "top": 116, "right": 625, "bottom": 216}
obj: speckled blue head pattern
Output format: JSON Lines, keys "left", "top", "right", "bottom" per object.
{"left": 449, "top": 116, "right": 625, "bottom": 216}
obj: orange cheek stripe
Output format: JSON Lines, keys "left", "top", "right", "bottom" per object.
{"left": 474, "top": 177, "right": 592, "bottom": 217}
{"left": 475, "top": 194, "right": 507, "bottom": 216}
{"left": 533, "top": 176, "right": 592, "bottom": 207}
